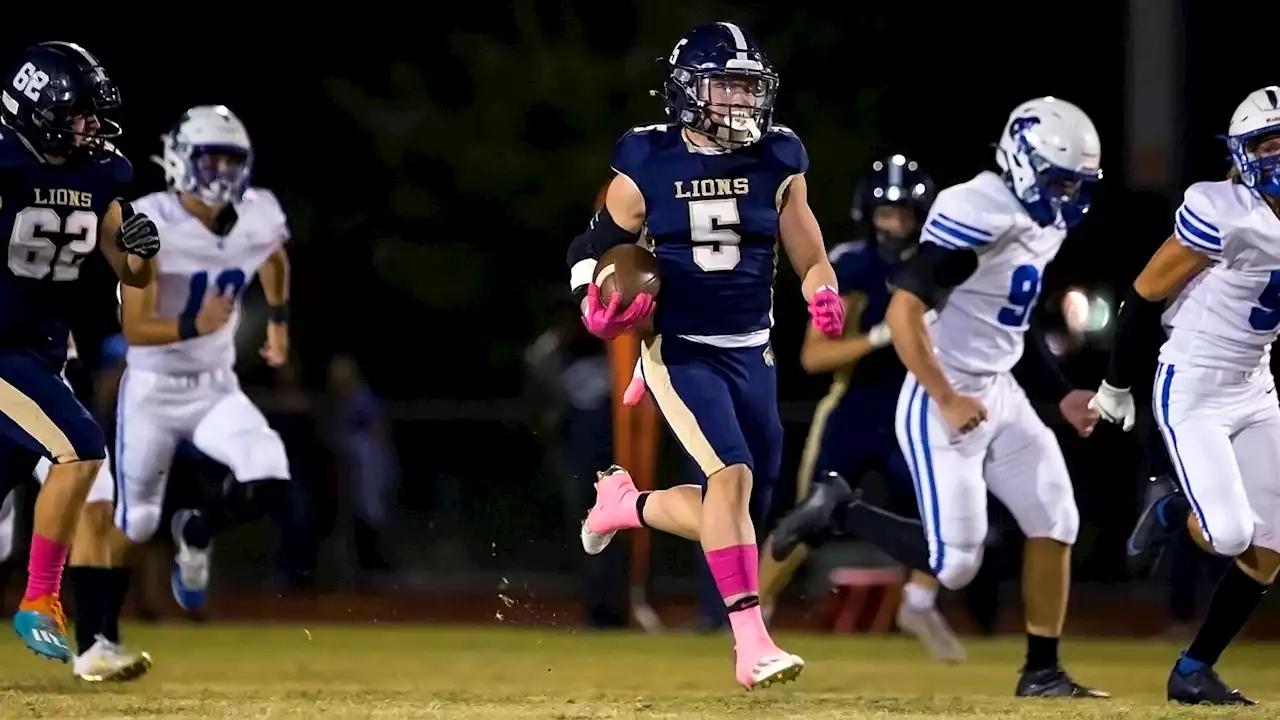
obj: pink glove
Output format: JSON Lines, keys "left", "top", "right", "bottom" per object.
{"left": 808, "top": 286, "right": 845, "bottom": 338}
{"left": 582, "top": 283, "right": 656, "bottom": 340}
{"left": 623, "top": 358, "right": 647, "bottom": 406}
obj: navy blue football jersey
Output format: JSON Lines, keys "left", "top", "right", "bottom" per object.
{"left": 612, "top": 123, "right": 808, "bottom": 338}
{"left": 0, "top": 130, "right": 132, "bottom": 367}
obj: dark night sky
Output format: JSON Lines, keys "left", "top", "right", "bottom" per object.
{"left": 2, "top": 2, "right": 1271, "bottom": 399}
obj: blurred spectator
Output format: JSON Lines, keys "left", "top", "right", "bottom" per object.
{"left": 327, "top": 355, "right": 400, "bottom": 586}
{"left": 523, "top": 292, "right": 627, "bottom": 628}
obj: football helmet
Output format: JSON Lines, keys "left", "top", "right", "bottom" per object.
{"left": 850, "top": 154, "right": 936, "bottom": 260}
{"left": 995, "top": 97, "right": 1102, "bottom": 228}
{"left": 661, "top": 22, "right": 778, "bottom": 148}
{"left": 154, "top": 105, "right": 253, "bottom": 207}
{"left": 0, "top": 41, "right": 121, "bottom": 161}
{"left": 1226, "top": 86, "right": 1280, "bottom": 198}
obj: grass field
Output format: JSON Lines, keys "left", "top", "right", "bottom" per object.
{"left": 0, "top": 625, "right": 1277, "bottom": 718}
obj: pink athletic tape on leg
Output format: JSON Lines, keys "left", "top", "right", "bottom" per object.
{"left": 705, "top": 544, "right": 759, "bottom": 600}
{"left": 24, "top": 534, "right": 68, "bottom": 601}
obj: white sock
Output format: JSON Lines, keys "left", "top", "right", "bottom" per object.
{"left": 904, "top": 581, "right": 937, "bottom": 611}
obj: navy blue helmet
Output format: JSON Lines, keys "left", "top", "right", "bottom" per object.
{"left": 1, "top": 41, "right": 122, "bottom": 161}
{"left": 851, "top": 154, "right": 936, "bottom": 259}
{"left": 661, "top": 22, "right": 778, "bottom": 148}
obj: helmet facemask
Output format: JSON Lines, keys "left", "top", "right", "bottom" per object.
{"left": 1228, "top": 130, "right": 1280, "bottom": 199}
{"left": 669, "top": 66, "right": 777, "bottom": 149}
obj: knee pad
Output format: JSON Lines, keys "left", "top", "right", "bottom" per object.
{"left": 935, "top": 544, "right": 985, "bottom": 591}
{"left": 118, "top": 503, "right": 162, "bottom": 544}
{"left": 229, "top": 429, "right": 291, "bottom": 482}
{"left": 1206, "top": 519, "right": 1253, "bottom": 558}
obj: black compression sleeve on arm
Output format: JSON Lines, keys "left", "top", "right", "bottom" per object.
{"left": 1012, "top": 324, "right": 1074, "bottom": 404}
{"left": 892, "top": 243, "right": 979, "bottom": 308}
{"left": 1105, "top": 287, "right": 1167, "bottom": 389}
{"left": 566, "top": 208, "right": 642, "bottom": 301}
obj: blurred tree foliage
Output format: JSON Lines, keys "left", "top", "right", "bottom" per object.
{"left": 326, "top": 1, "right": 881, "bottom": 316}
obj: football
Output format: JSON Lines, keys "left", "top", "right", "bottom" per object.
{"left": 594, "top": 244, "right": 661, "bottom": 309}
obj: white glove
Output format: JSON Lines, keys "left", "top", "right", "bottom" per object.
{"left": 1089, "top": 381, "right": 1136, "bottom": 432}
{"left": 867, "top": 322, "right": 893, "bottom": 348}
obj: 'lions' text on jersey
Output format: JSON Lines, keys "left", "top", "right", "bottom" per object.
{"left": 613, "top": 122, "right": 806, "bottom": 343}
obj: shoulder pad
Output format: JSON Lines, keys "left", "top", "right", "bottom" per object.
{"left": 0, "top": 130, "right": 39, "bottom": 170}
{"left": 97, "top": 145, "right": 133, "bottom": 188}
{"left": 828, "top": 240, "right": 873, "bottom": 291}
{"left": 761, "top": 124, "right": 808, "bottom": 175}
{"left": 919, "top": 181, "right": 1013, "bottom": 251}
{"left": 611, "top": 124, "right": 675, "bottom": 180}
{"left": 1173, "top": 180, "right": 1229, "bottom": 258}
{"left": 242, "top": 186, "right": 291, "bottom": 244}
{"left": 129, "top": 191, "right": 170, "bottom": 222}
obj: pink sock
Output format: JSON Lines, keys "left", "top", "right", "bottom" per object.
{"left": 706, "top": 544, "right": 770, "bottom": 647}
{"left": 24, "top": 534, "right": 68, "bottom": 602}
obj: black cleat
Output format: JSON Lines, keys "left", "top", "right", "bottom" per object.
{"left": 770, "top": 472, "right": 854, "bottom": 562}
{"left": 1016, "top": 667, "right": 1110, "bottom": 698}
{"left": 1126, "top": 475, "right": 1183, "bottom": 580}
{"left": 1168, "top": 661, "right": 1256, "bottom": 705}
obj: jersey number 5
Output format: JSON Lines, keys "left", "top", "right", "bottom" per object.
{"left": 180, "top": 269, "right": 248, "bottom": 326}
{"left": 689, "top": 199, "right": 741, "bottom": 272}
{"left": 997, "top": 264, "right": 1041, "bottom": 328}
{"left": 6, "top": 208, "right": 98, "bottom": 281}
{"left": 1248, "top": 271, "right": 1280, "bottom": 332}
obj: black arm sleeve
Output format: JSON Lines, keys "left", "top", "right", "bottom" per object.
{"left": 891, "top": 242, "right": 979, "bottom": 307}
{"left": 1012, "top": 324, "right": 1074, "bottom": 404}
{"left": 566, "top": 208, "right": 642, "bottom": 302}
{"left": 1105, "top": 287, "right": 1167, "bottom": 389}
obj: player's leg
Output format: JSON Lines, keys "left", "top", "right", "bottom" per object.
{"left": 51, "top": 456, "right": 152, "bottom": 682}
{"left": 883, "top": 447, "right": 966, "bottom": 663}
{"left": 758, "top": 386, "right": 844, "bottom": 613}
{"left": 983, "top": 379, "right": 1105, "bottom": 698}
{"left": 184, "top": 387, "right": 292, "bottom": 611}
{"left": 1164, "top": 387, "right": 1280, "bottom": 706}
{"left": 0, "top": 351, "right": 108, "bottom": 661}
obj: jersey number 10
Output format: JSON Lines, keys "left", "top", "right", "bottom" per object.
{"left": 689, "top": 199, "right": 741, "bottom": 272}
{"left": 180, "top": 269, "right": 247, "bottom": 326}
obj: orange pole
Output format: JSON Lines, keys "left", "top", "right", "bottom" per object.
{"left": 597, "top": 182, "right": 660, "bottom": 626}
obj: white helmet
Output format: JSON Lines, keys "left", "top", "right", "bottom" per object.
{"left": 995, "top": 97, "right": 1102, "bottom": 228}
{"left": 1226, "top": 86, "right": 1280, "bottom": 198}
{"left": 153, "top": 105, "right": 253, "bottom": 207}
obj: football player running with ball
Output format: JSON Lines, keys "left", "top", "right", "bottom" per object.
{"left": 565, "top": 23, "right": 843, "bottom": 689}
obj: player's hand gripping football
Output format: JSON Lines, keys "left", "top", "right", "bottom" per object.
{"left": 195, "top": 290, "right": 235, "bottom": 336}
{"left": 1059, "top": 389, "right": 1101, "bottom": 437}
{"left": 808, "top": 286, "right": 845, "bottom": 338}
{"left": 940, "top": 394, "right": 987, "bottom": 435}
{"left": 1088, "top": 381, "right": 1136, "bottom": 431}
{"left": 116, "top": 201, "right": 161, "bottom": 259}
{"left": 582, "top": 283, "right": 656, "bottom": 340}
{"left": 261, "top": 321, "right": 289, "bottom": 367}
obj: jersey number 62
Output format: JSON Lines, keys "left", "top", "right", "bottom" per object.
{"left": 6, "top": 208, "right": 97, "bottom": 282}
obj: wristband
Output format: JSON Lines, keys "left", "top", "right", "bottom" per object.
{"left": 179, "top": 316, "right": 199, "bottom": 340}
{"left": 269, "top": 303, "right": 290, "bottom": 324}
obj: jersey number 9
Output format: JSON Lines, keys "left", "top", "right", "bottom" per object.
{"left": 997, "top": 264, "right": 1042, "bottom": 328}
{"left": 689, "top": 199, "right": 741, "bottom": 272}
{"left": 6, "top": 208, "right": 98, "bottom": 282}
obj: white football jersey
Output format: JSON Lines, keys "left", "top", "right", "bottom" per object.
{"left": 1160, "top": 180, "right": 1280, "bottom": 372}
{"left": 125, "top": 189, "right": 289, "bottom": 374}
{"left": 921, "top": 171, "right": 1067, "bottom": 376}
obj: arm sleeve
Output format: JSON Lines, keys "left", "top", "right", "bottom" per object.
{"left": 1012, "top": 323, "right": 1073, "bottom": 403}
{"left": 891, "top": 242, "right": 978, "bottom": 308}
{"left": 1104, "top": 288, "right": 1168, "bottom": 389}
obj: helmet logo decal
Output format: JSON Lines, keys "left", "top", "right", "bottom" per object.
{"left": 11, "top": 63, "right": 49, "bottom": 103}
{"left": 1009, "top": 116, "right": 1040, "bottom": 140}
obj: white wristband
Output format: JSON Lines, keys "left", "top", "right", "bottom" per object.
{"left": 867, "top": 323, "right": 893, "bottom": 348}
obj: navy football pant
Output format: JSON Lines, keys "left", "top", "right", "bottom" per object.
{"left": 640, "top": 334, "right": 782, "bottom": 528}
{"left": 0, "top": 349, "right": 104, "bottom": 465}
